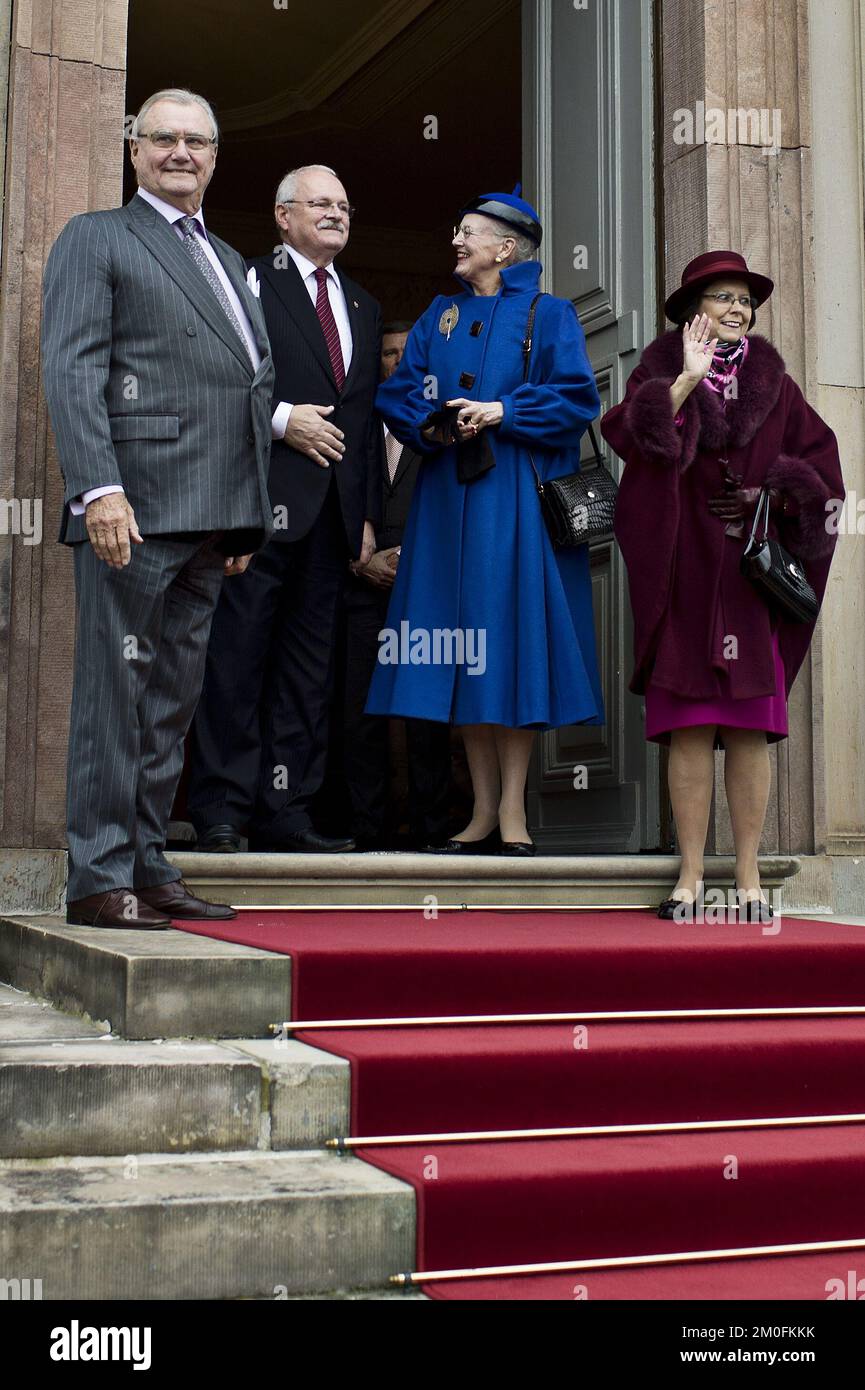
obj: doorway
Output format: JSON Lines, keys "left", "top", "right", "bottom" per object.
{"left": 125, "top": 0, "right": 658, "bottom": 854}
{"left": 126, "top": 0, "right": 523, "bottom": 306}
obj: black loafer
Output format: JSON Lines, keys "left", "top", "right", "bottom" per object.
{"left": 196, "top": 824, "right": 241, "bottom": 853}
{"left": 248, "top": 830, "right": 356, "bottom": 853}
{"left": 499, "top": 841, "right": 537, "bottom": 857}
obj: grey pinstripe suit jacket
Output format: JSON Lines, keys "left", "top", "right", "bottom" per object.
{"left": 42, "top": 193, "right": 276, "bottom": 548}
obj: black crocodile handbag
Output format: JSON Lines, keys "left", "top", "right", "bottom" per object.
{"left": 740, "top": 488, "right": 819, "bottom": 624}
{"left": 522, "top": 294, "right": 618, "bottom": 548}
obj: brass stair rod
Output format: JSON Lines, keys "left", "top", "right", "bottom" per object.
{"left": 271, "top": 1004, "right": 865, "bottom": 1033}
{"left": 328, "top": 1110, "right": 865, "bottom": 1151}
{"left": 234, "top": 903, "right": 656, "bottom": 911}
{"left": 390, "top": 1236, "right": 865, "bottom": 1287}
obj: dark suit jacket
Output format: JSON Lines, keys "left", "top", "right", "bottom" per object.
{"left": 249, "top": 252, "right": 383, "bottom": 555}
{"left": 42, "top": 195, "right": 275, "bottom": 553}
{"left": 377, "top": 430, "right": 422, "bottom": 550}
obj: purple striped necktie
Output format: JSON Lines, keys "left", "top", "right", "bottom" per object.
{"left": 314, "top": 266, "right": 346, "bottom": 390}
{"left": 176, "top": 216, "right": 253, "bottom": 363}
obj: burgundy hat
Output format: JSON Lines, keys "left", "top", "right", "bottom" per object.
{"left": 664, "top": 250, "right": 774, "bottom": 323}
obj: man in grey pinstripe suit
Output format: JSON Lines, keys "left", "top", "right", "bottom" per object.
{"left": 41, "top": 88, "right": 276, "bottom": 929}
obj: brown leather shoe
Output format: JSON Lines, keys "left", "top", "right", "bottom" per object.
{"left": 135, "top": 878, "right": 237, "bottom": 921}
{"left": 66, "top": 889, "right": 172, "bottom": 929}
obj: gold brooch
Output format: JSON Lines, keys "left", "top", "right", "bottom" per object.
{"left": 439, "top": 304, "right": 459, "bottom": 338}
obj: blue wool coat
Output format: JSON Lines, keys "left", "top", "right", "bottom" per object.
{"left": 364, "top": 259, "right": 604, "bottom": 729}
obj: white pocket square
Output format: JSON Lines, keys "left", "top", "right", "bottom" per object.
{"left": 246, "top": 267, "right": 260, "bottom": 298}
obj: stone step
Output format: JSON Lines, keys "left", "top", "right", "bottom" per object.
{"left": 0, "top": 1150, "right": 414, "bottom": 1300}
{"left": 232, "top": 1284, "right": 428, "bottom": 1299}
{"left": 0, "top": 846, "right": 811, "bottom": 915}
{"left": 230, "top": 1039, "right": 350, "bottom": 1150}
{"left": 166, "top": 850, "right": 801, "bottom": 909}
{"left": 0, "top": 915, "right": 291, "bottom": 1039}
{"left": 0, "top": 982, "right": 108, "bottom": 1041}
{"left": 0, "top": 1040, "right": 261, "bottom": 1158}
{"left": 0, "top": 1031, "right": 350, "bottom": 1159}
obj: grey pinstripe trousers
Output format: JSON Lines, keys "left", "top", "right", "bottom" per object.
{"left": 66, "top": 534, "right": 227, "bottom": 901}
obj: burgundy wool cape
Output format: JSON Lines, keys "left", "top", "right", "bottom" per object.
{"left": 601, "top": 331, "right": 844, "bottom": 711}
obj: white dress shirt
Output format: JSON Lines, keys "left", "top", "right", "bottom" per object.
{"left": 383, "top": 423, "right": 403, "bottom": 484}
{"left": 269, "top": 243, "right": 353, "bottom": 441}
{"left": 70, "top": 188, "right": 269, "bottom": 515}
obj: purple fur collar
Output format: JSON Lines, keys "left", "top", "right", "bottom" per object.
{"left": 641, "top": 331, "right": 786, "bottom": 451}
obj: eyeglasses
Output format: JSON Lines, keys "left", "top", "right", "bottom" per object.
{"left": 453, "top": 223, "right": 500, "bottom": 240}
{"left": 282, "top": 199, "right": 356, "bottom": 219}
{"left": 138, "top": 130, "right": 216, "bottom": 152}
{"left": 703, "top": 291, "right": 758, "bottom": 310}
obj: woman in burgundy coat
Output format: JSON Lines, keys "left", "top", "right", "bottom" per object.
{"left": 602, "top": 251, "right": 843, "bottom": 922}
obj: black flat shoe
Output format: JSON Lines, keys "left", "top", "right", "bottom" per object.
{"left": 657, "top": 896, "right": 695, "bottom": 921}
{"left": 437, "top": 828, "right": 501, "bottom": 855}
{"left": 499, "top": 841, "right": 537, "bottom": 857}
{"left": 739, "top": 896, "right": 773, "bottom": 923}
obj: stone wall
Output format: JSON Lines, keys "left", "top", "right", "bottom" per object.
{"left": 0, "top": 0, "right": 127, "bottom": 848}
{"left": 807, "top": 0, "right": 865, "bottom": 863}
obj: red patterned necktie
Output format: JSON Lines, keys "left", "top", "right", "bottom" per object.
{"left": 314, "top": 266, "right": 346, "bottom": 390}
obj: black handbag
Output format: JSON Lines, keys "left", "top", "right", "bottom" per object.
{"left": 522, "top": 293, "right": 618, "bottom": 548}
{"left": 740, "top": 488, "right": 819, "bottom": 624}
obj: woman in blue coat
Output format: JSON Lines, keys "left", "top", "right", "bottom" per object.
{"left": 365, "top": 190, "right": 604, "bottom": 854}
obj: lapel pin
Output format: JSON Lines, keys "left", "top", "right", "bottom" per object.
{"left": 353, "top": 300, "right": 359, "bottom": 309}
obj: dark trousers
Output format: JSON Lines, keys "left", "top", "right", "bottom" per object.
{"left": 339, "top": 578, "right": 451, "bottom": 845}
{"left": 188, "top": 480, "right": 349, "bottom": 840}
{"left": 68, "top": 534, "right": 227, "bottom": 899}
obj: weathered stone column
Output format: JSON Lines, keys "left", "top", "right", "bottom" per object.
{"left": 798, "top": 0, "right": 865, "bottom": 909}
{"left": 661, "top": 0, "right": 826, "bottom": 864}
{"left": 0, "top": 0, "right": 127, "bottom": 896}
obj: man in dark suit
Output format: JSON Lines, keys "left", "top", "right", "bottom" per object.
{"left": 339, "top": 323, "right": 452, "bottom": 849}
{"left": 188, "top": 165, "right": 382, "bottom": 852}
{"left": 41, "top": 88, "right": 275, "bottom": 928}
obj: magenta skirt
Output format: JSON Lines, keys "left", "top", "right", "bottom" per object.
{"left": 645, "top": 632, "right": 788, "bottom": 745}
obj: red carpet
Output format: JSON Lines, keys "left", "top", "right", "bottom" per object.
{"left": 178, "top": 909, "right": 865, "bottom": 1299}
{"left": 418, "top": 1251, "right": 865, "bottom": 1301}
{"left": 179, "top": 910, "right": 865, "bottom": 1017}
{"left": 299, "top": 1018, "right": 865, "bottom": 1136}
{"left": 357, "top": 1125, "right": 865, "bottom": 1272}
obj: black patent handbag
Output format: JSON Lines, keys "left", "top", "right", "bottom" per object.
{"left": 522, "top": 294, "right": 618, "bottom": 547}
{"left": 740, "top": 488, "right": 819, "bottom": 624}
